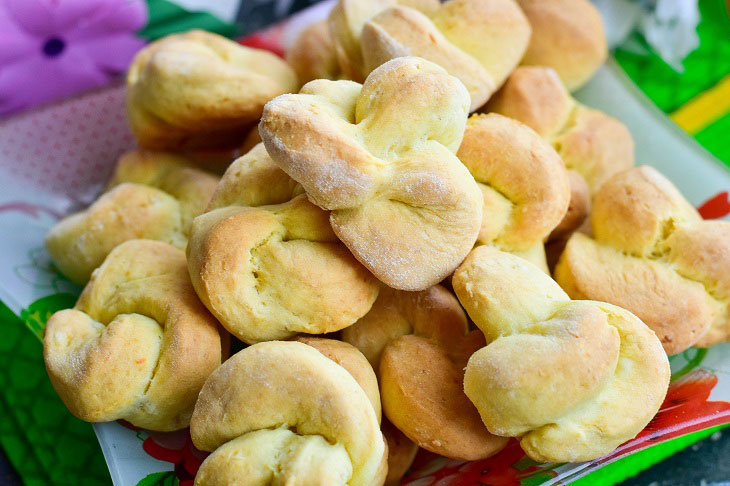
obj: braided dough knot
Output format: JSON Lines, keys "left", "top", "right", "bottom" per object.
{"left": 127, "top": 30, "right": 298, "bottom": 149}
{"left": 43, "top": 240, "right": 223, "bottom": 431}
{"left": 261, "top": 57, "right": 483, "bottom": 290}
{"left": 454, "top": 246, "right": 669, "bottom": 462}
{"left": 556, "top": 166, "right": 730, "bottom": 354}
{"left": 190, "top": 341, "right": 385, "bottom": 486}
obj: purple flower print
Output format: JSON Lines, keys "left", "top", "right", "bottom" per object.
{"left": 0, "top": 0, "right": 148, "bottom": 115}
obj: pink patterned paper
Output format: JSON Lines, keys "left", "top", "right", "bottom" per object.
{"left": 0, "top": 84, "right": 134, "bottom": 204}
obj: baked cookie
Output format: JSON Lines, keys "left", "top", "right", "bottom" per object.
{"left": 331, "top": 0, "right": 530, "bottom": 110}
{"left": 457, "top": 113, "right": 571, "bottom": 270}
{"left": 260, "top": 57, "right": 482, "bottom": 290}
{"left": 487, "top": 66, "right": 634, "bottom": 195}
{"left": 453, "top": 246, "right": 669, "bottom": 462}
{"left": 517, "top": 0, "right": 607, "bottom": 91}
{"left": 286, "top": 21, "right": 341, "bottom": 84}
{"left": 190, "top": 341, "right": 386, "bottom": 486}
{"left": 329, "top": 0, "right": 441, "bottom": 81}
{"left": 127, "top": 30, "right": 298, "bottom": 149}
{"left": 344, "top": 285, "right": 508, "bottom": 460}
{"left": 555, "top": 166, "right": 730, "bottom": 354}
{"left": 44, "top": 240, "right": 225, "bottom": 431}
{"left": 46, "top": 149, "right": 219, "bottom": 284}
{"left": 188, "top": 144, "right": 379, "bottom": 343}
{"left": 294, "top": 337, "right": 382, "bottom": 423}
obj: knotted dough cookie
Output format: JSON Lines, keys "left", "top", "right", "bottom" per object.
{"left": 190, "top": 341, "right": 386, "bottom": 486}
{"left": 331, "top": 0, "right": 530, "bottom": 110}
{"left": 127, "top": 30, "right": 298, "bottom": 149}
{"left": 457, "top": 113, "right": 570, "bottom": 271}
{"left": 294, "top": 337, "right": 382, "bottom": 424}
{"left": 46, "top": 149, "right": 219, "bottom": 284}
{"left": 517, "top": 0, "right": 607, "bottom": 91}
{"left": 43, "top": 240, "right": 224, "bottom": 431}
{"left": 555, "top": 166, "right": 730, "bottom": 354}
{"left": 260, "top": 57, "right": 482, "bottom": 291}
{"left": 295, "top": 337, "right": 415, "bottom": 486}
{"left": 286, "top": 21, "right": 342, "bottom": 84}
{"left": 344, "top": 284, "right": 508, "bottom": 460}
{"left": 329, "top": 0, "right": 440, "bottom": 81}
{"left": 453, "top": 246, "right": 670, "bottom": 462}
{"left": 486, "top": 66, "right": 634, "bottom": 195}
{"left": 188, "top": 144, "right": 379, "bottom": 343}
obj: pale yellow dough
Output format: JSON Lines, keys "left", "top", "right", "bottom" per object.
{"left": 454, "top": 246, "right": 670, "bottom": 463}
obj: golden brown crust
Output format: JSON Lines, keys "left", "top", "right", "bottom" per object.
{"left": 554, "top": 233, "right": 715, "bottom": 355}
{"left": 190, "top": 139, "right": 379, "bottom": 344}
{"left": 190, "top": 341, "right": 385, "bottom": 486}
{"left": 260, "top": 57, "right": 482, "bottom": 290}
{"left": 454, "top": 246, "right": 669, "bottom": 462}
{"left": 353, "top": 0, "right": 530, "bottom": 110}
{"left": 206, "top": 143, "right": 303, "bottom": 211}
{"left": 591, "top": 165, "right": 700, "bottom": 255}
{"left": 486, "top": 66, "right": 574, "bottom": 137}
{"left": 110, "top": 149, "right": 220, "bottom": 230}
{"left": 380, "top": 333, "right": 508, "bottom": 460}
{"left": 517, "top": 0, "right": 607, "bottom": 91}
{"left": 362, "top": 6, "right": 495, "bottom": 112}
{"left": 188, "top": 195, "right": 379, "bottom": 343}
{"left": 556, "top": 107, "right": 636, "bottom": 191}
{"left": 343, "top": 284, "right": 506, "bottom": 460}
{"left": 457, "top": 113, "right": 570, "bottom": 253}
{"left": 342, "top": 284, "right": 469, "bottom": 370}
{"left": 294, "top": 337, "right": 382, "bottom": 423}
{"left": 127, "top": 30, "right": 298, "bottom": 149}
{"left": 45, "top": 150, "right": 219, "bottom": 284}
{"left": 286, "top": 21, "right": 341, "bottom": 84}
{"left": 487, "top": 67, "right": 634, "bottom": 194}
{"left": 430, "top": 0, "right": 531, "bottom": 93}
{"left": 549, "top": 169, "right": 591, "bottom": 242}
{"left": 555, "top": 166, "right": 730, "bottom": 353}
{"left": 328, "top": 0, "right": 442, "bottom": 82}
{"left": 43, "top": 240, "right": 223, "bottom": 431}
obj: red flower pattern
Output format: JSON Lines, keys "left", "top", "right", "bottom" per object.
{"left": 400, "top": 370, "right": 730, "bottom": 485}
{"left": 698, "top": 191, "right": 730, "bottom": 219}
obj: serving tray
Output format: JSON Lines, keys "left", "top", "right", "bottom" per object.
{"left": 1, "top": 3, "right": 729, "bottom": 485}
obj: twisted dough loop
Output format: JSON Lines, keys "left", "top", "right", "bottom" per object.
{"left": 342, "top": 284, "right": 470, "bottom": 371}
{"left": 188, "top": 194, "right": 379, "bottom": 343}
{"left": 454, "top": 246, "right": 669, "bottom": 462}
{"left": 556, "top": 166, "right": 730, "bottom": 353}
{"left": 189, "top": 144, "right": 378, "bottom": 343}
{"left": 328, "top": 0, "right": 441, "bottom": 81}
{"left": 332, "top": 0, "right": 530, "bottom": 110}
{"left": 517, "top": 0, "right": 607, "bottom": 91}
{"left": 457, "top": 113, "right": 570, "bottom": 269}
{"left": 487, "top": 66, "right": 634, "bottom": 194}
{"left": 344, "top": 285, "right": 508, "bottom": 460}
{"left": 46, "top": 150, "right": 218, "bottom": 284}
{"left": 294, "top": 337, "right": 382, "bottom": 424}
{"left": 286, "top": 21, "right": 341, "bottom": 84}
{"left": 206, "top": 143, "right": 303, "bottom": 211}
{"left": 127, "top": 30, "right": 298, "bottom": 149}
{"left": 260, "top": 57, "right": 482, "bottom": 290}
{"left": 43, "top": 240, "right": 223, "bottom": 431}
{"left": 191, "top": 341, "right": 385, "bottom": 486}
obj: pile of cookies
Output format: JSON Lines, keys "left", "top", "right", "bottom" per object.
{"left": 42, "top": 0, "right": 730, "bottom": 484}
